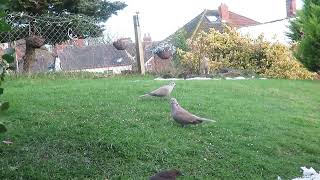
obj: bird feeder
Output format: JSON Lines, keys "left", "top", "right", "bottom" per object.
{"left": 156, "top": 50, "right": 172, "bottom": 59}
{"left": 113, "top": 38, "right": 128, "bottom": 50}
{"left": 26, "top": 35, "right": 45, "bottom": 48}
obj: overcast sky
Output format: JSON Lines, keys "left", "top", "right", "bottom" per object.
{"left": 104, "top": 0, "right": 303, "bottom": 41}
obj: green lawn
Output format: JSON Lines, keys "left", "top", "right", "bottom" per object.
{"left": 0, "top": 75, "right": 319, "bottom": 179}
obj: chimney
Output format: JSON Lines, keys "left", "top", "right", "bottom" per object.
{"left": 286, "top": 0, "right": 296, "bottom": 17}
{"left": 218, "top": 3, "right": 229, "bottom": 22}
{"left": 143, "top": 33, "right": 152, "bottom": 48}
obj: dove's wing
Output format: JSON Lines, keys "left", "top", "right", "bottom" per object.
{"left": 181, "top": 109, "right": 216, "bottom": 123}
{"left": 173, "top": 105, "right": 200, "bottom": 123}
{"left": 149, "top": 85, "right": 170, "bottom": 97}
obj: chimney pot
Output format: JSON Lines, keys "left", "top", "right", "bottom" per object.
{"left": 143, "top": 33, "right": 152, "bottom": 44}
{"left": 286, "top": 0, "right": 296, "bottom": 17}
{"left": 218, "top": 3, "right": 229, "bottom": 22}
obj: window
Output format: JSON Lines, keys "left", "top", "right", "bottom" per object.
{"left": 206, "top": 16, "right": 218, "bottom": 22}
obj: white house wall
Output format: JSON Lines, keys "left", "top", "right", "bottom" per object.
{"left": 238, "top": 19, "right": 293, "bottom": 44}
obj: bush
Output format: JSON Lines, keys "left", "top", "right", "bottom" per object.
{"left": 172, "top": 29, "right": 189, "bottom": 66}
{"left": 0, "top": 0, "right": 11, "bottom": 133}
{"left": 178, "top": 26, "right": 316, "bottom": 80}
{"left": 287, "top": 0, "right": 320, "bottom": 72}
{"left": 263, "top": 42, "right": 315, "bottom": 79}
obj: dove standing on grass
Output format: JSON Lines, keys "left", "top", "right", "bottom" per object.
{"left": 170, "top": 98, "right": 216, "bottom": 127}
{"left": 140, "top": 82, "right": 176, "bottom": 98}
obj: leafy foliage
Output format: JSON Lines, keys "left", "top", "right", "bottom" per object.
{"left": 0, "top": 0, "right": 12, "bottom": 133}
{"left": 287, "top": 0, "right": 320, "bottom": 72}
{"left": 0, "top": 50, "right": 13, "bottom": 133}
{"left": 1, "top": 12, "right": 104, "bottom": 44}
{"left": 0, "top": 0, "right": 10, "bottom": 32}
{"left": 287, "top": 16, "right": 303, "bottom": 42}
{"left": 178, "top": 26, "right": 315, "bottom": 79}
{"left": 8, "top": 0, "right": 127, "bottom": 22}
{"left": 0, "top": 0, "right": 127, "bottom": 44}
{"left": 173, "top": 29, "right": 189, "bottom": 52}
{"left": 0, "top": 123, "right": 6, "bottom": 133}
{"left": 172, "top": 29, "right": 189, "bottom": 66}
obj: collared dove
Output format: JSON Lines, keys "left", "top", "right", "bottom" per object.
{"left": 140, "top": 82, "right": 176, "bottom": 98}
{"left": 149, "top": 169, "right": 182, "bottom": 180}
{"left": 170, "top": 98, "right": 216, "bottom": 127}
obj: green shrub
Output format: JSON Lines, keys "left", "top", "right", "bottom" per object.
{"left": 172, "top": 29, "right": 189, "bottom": 66}
{"left": 178, "top": 26, "right": 316, "bottom": 79}
{"left": 288, "top": 0, "right": 320, "bottom": 72}
{"left": 0, "top": 0, "right": 12, "bottom": 133}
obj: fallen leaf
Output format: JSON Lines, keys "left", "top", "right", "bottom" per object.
{"left": 3, "top": 140, "right": 13, "bottom": 145}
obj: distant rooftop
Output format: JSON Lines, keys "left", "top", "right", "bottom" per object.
{"left": 165, "top": 4, "right": 260, "bottom": 41}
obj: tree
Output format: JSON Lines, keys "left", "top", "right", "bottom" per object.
{"left": 287, "top": 0, "right": 320, "bottom": 72}
{"left": 8, "top": 0, "right": 127, "bottom": 22}
{"left": 287, "top": 18, "right": 303, "bottom": 42}
{"left": 171, "top": 29, "right": 189, "bottom": 66}
{"left": 0, "top": 0, "right": 127, "bottom": 73}
{"left": 0, "top": 0, "right": 127, "bottom": 44}
{"left": 0, "top": 0, "right": 14, "bottom": 133}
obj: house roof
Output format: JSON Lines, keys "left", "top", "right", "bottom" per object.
{"left": 228, "top": 11, "right": 260, "bottom": 28}
{"left": 165, "top": 9, "right": 260, "bottom": 41}
{"left": 58, "top": 44, "right": 133, "bottom": 70}
{"left": 184, "top": 10, "right": 224, "bottom": 36}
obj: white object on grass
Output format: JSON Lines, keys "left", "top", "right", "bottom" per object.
{"left": 301, "top": 167, "right": 317, "bottom": 177}
{"left": 154, "top": 78, "right": 183, "bottom": 81}
{"left": 186, "top": 77, "right": 212, "bottom": 80}
{"left": 233, "top": 76, "right": 246, "bottom": 80}
{"left": 290, "top": 167, "right": 320, "bottom": 180}
{"left": 54, "top": 57, "right": 62, "bottom": 72}
{"left": 225, "top": 76, "right": 247, "bottom": 80}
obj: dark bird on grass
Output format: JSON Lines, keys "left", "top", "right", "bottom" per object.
{"left": 171, "top": 98, "right": 216, "bottom": 127}
{"left": 150, "top": 169, "right": 183, "bottom": 180}
{"left": 140, "top": 82, "right": 176, "bottom": 98}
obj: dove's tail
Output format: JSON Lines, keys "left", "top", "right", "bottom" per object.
{"left": 198, "top": 117, "right": 216, "bottom": 122}
{"left": 139, "top": 94, "right": 150, "bottom": 98}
